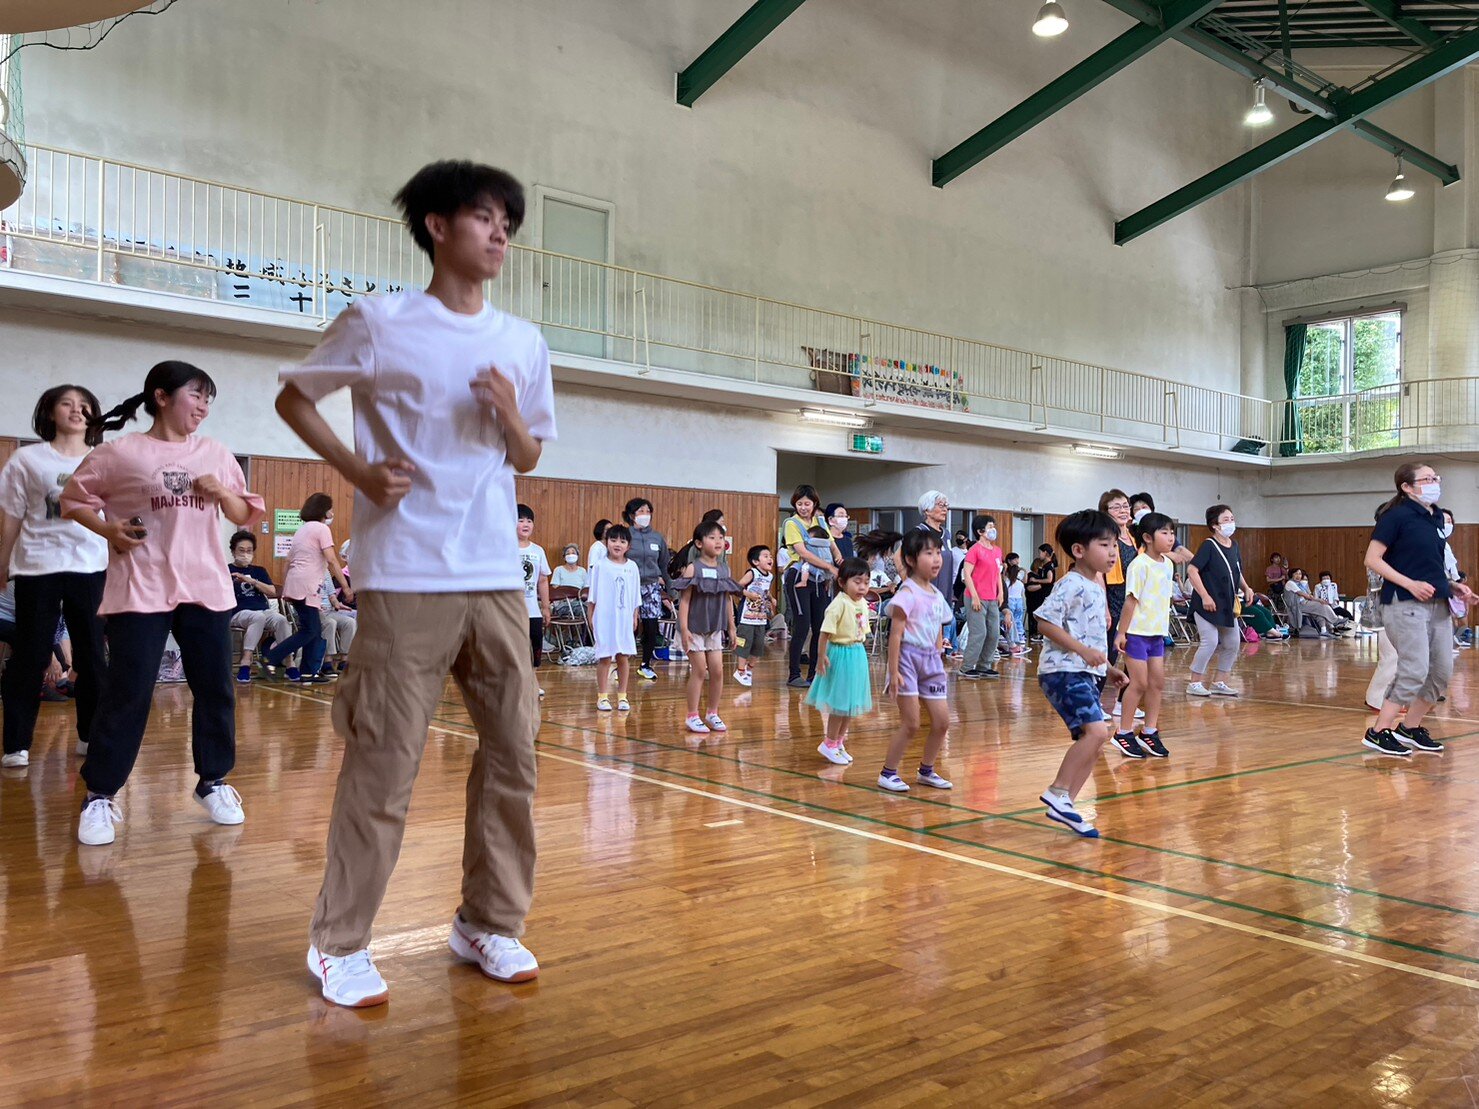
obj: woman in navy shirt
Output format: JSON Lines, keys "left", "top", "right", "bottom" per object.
{"left": 1363, "top": 461, "right": 1474, "bottom": 756}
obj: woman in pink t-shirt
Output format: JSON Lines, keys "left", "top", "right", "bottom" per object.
{"left": 262, "top": 493, "right": 351, "bottom": 682}
{"left": 61, "top": 360, "right": 264, "bottom": 847}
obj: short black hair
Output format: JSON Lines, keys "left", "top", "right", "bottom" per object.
{"left": 693, "top": 519, "right": 724, "bottom": 544}
{"left": 824, "top": 502, "right": 846, "bottom": 519}
{"left": 393, "top": 160, "right": 525, "bottom": 260}
{"left": 790, "top": 484, "right": 821, "bottom": 510}
{"left": 1132, "top": 511, "right": 1175, "bottom": 546}
{"left": 623, "top": 497, "right": 653, "bottom": 523}
{"left": 605, "top": 524, "right": 632, "bottom": 544}
{"left": 1056, "top": 510, "right": 1118, "bottom": 559}
{"left": 593, "top": 518, "right": 612, "bottom": 541}
{"left": 1131, "top": 491, "right": 1155, "bottom": 511}
{"left": 838, "top": 556, "right": 871, "bottom": 583}
{"left": 701, "top": 508, "right": 725, "bottom": 525}
{"left": 300, "top": 493, "right": 333, "bottom": 522}
{"left": 517, "top": 503, "right": 535, "bottom": 522}
{"left": 1205, "top": 503, "right": 1233, "bottom": 529}
{"left": 229, "top": 529, "right": 257, "bottom": 551}
{"left": 34, "top": 384, "right": 104, "bottom": 447}
{"left": 1319, "top": 569, "right": 1333, "bottom": 579}
{"left": 746, "top": 544, "right": 770, "bottom": 566}
{"left": 971, "top": 513, "right": 994, "bottom": 539}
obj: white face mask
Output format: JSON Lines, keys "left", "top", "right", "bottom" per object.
{"left": 1441, "top": 522, "right": 1455, "bottom": 539}
{"left": 1133, "top": 509, "right": 1150, "bottom": 524}
{"left": 1418, "top": 481, "right": 1442, "bottom": 505}
{"left": 565, "top": 553, "right": 578, "bottom": 564}
{"left": 634, "top": 514, "right": 651, "bottom": 529}
{"left": 1219, "top": 522, "right": 1237, "bottom": 538}
{"left": 985, "top": 527, "right": 998, "bottom": 541}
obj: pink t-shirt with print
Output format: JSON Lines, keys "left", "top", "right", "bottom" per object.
{"left": 60, "top": 432, "right": 264, "bottom": 616}
{"left": 282, "top": 520, "right": 334, "bottom": 602}
{"left": 964, "top": 542, "right": 1005, "bottom": 603}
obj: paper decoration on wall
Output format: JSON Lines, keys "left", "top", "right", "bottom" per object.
{"left": 803, "top": 347, "right": 969, "bottom": 413}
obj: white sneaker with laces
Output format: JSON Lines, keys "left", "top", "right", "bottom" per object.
{"left": 307, "top": 945, "right": 389, "bottom": 1007}
{"left": 78, "top": 796, "right": 123, "bottom": 845}
{"left": 1186, "top": 681, "right": 1211, "bottom": 697}
{"left": 1, "top": 750, "right": 28, "bottom": 768}
{"left": 704, "top": 712, "right": 727, "bottom": 732}
{"left": 1208, "top": 681, "right": 1240, "bottom": 697}
{"left": 195, "top": 783, "right": 245, "bottom": 825}
{"left": 448, "top": 915, "right": 540, "bottom": 983}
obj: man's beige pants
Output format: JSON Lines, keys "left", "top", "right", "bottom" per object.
{"left": 309, "top": 590, "right": 539, "bottom": 956}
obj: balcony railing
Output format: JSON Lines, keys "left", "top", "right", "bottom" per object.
{"left": 1276, "top": 378, "right": 1479, "bottom": 456}
{"left": 0, "top": 141, "right": 1293, "bottom": 456}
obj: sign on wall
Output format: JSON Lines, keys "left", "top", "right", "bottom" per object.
{"left": 274, "top": 509, "right": 302, "bottom": 534}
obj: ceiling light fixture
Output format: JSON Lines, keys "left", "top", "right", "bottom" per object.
{"left": 800, "top": 408, "right": 872, "bottom": 429}
{"left": 1244, "top": 80, "right": 1273, "bottom": 126}
{"left": 1385, "top": 156, "right": 1415, "bottom": 202}
{"left": 1070, "top": 443, "right": 1123, "bottom": 460}
{"left": 1033, "top": 1, "right": 1069, "bottom": 37}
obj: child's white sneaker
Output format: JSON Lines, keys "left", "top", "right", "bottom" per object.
{"left": 916, "top": 769, "right": 953, "bottom": 789}
{"left": 877, "top": 772, "right": 910, "bottom": 793}
{"left": 704, "top": 713, "right": 727, "bottom": 732}
{"left": 818, "top": 741, "right": 849, "bottom": 766}
{"left": 733, "top": 668, "right": 752, "bottom": 687}
{"left": 596, "top": 696, "right": 613, "bottom": 712}
{"left": 685, "top": 714, "right": 710, "bottom": 734}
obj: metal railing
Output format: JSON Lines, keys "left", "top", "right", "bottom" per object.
{"left": 0, "top": 142, "right": 1284, "bottom": 453}
{"left": 1274, "top": 377, "right": 1479, "bottom": 456}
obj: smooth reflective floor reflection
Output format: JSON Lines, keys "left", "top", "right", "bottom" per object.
{"left": 3, "top": 636, "right": 1479, "bottom": 1103}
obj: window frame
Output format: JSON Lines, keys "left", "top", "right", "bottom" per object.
{"left": 1293, "top": 308, "right": 1404, "bottom": 454}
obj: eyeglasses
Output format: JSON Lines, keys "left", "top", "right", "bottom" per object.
{"left": 1412, "top": 474, "right": 1441, "bottom": 485}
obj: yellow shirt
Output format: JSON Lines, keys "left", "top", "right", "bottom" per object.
{"left": 1125, "top": 554, "right": 1173, "bottom": 636}
{"left": 820, "top": 594, "right": 870, "bottom": 646}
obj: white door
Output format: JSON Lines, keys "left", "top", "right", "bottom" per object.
{"left": 540, "top": 195, "right": 611, "bottom": 358}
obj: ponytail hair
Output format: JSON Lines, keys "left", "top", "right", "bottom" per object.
{"left": 1377, "top": 460, "right": 1431, "bottom": 519}
{"left": 855, "top": 528, "right": 939, "bottom": 578}
{"left": 854, "top": 528, "right": 903, "bottom": 562}
{"left": 92, "top": 360, "right": 218, "bottom": 434}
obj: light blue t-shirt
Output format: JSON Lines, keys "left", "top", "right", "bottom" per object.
{"left": 1035, "top": 570, "right": 1108, "bottom": 677}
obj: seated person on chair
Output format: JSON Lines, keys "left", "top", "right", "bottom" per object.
{"left": 228, "top": 530, "right": 290, "bottom": 681}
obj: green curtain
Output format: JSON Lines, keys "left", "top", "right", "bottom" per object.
{"left": 1280, "top": 323, "right": 1307, "bottom": 457}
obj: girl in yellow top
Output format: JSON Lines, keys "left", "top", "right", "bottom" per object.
{"left": 809, "top": 558, "right": 873, "bottom": 766}
{"left": 1112, "top": 513, "right": 1178, "bottom": 759}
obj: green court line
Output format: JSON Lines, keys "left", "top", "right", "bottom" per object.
{"left": 528, "top": 734, "right": 1479, "bottom": 973}
{"left": 272, "top": 685, "right": 1479, "bottom": 928}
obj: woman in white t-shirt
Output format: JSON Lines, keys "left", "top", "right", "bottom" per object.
{"left": 587, "top": 518, "right": 611, "bottom": 573}
{"left": 263, "top": 493, "right": 352, "bottom": 683}
{"left": 0, "top": 385, "right": 111, "bottom": 769}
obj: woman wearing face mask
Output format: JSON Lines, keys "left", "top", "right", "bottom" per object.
{"left": 826, "top": 503, "right": 854, "bottom": 561}
{"left": 262, "top": 493, "right": 352, "bottom": 683}
{"left": 552, "top": 543, "right": 588, "bottom": 591}
{"left": 1362, "top": 462, "right": 1475, "bottom": 756}
{"left": 1185, "top": 504, "right": 1253, "bottom": 697}
{"left": 624, "top": 497, "right": 671, "bottom": 682}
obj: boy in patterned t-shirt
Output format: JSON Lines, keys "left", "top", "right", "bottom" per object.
{"left": 1035, "top": 510, "right": 1127, "bottom": 838}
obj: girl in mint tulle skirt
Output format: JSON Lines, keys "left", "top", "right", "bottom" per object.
{"left": 808, "top": 560, "right": 875, "bottom": 766}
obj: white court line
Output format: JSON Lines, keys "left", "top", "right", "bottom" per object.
{"left": 260, "top": 683, "right": 1479, "bottom": 992}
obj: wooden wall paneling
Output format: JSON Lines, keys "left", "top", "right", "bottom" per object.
{"left": 0, "top": 438, "right": 19, "bottom": 470}
{"left": 245, "top": 455, "right": 358, "bottom": 585}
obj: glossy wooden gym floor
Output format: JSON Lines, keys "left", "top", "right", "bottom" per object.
{"left": 2, "top": 636, "right": 1477, "bottom": 1104}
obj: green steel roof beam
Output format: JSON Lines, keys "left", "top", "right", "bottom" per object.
{"left": 932, "top": 0, "right": 1225, "bottom": 186}
{"left": 1348, "top": 0, "right": 1442, "bottom": 45}
{"left": 1114, "top": 24, "right": 1479, "bottom": 243}
{"left": 675, "top": 0, "right": 809, "bottom": 107}
{"left": 1096, "top": 1, "right": 1459, "bottom": 183}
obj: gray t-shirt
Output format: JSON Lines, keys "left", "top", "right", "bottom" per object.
{"left": 1034, "top": 570, "right": 1108, "bottom": 677}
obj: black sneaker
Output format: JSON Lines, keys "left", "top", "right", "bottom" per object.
{"left": 959, "top": 668, "right": 984, "bottom": 681}
{"left": 982, "top": 667, "right": 1001, "bottom": 679}
{"left": 1138, "top": 730, "right": 1170, "bottom": 758}
{"left": 786, "top": 676, "right": 812, "bottom": 689}
{"left": 1110, "top": 732, "right": 1147, "bottom": 759}
{"left": 1362, "top": 728, "right": 1411, "bottom": 756}
{"left": 1394, "top": 723, "right": 1444, "bottom": 754}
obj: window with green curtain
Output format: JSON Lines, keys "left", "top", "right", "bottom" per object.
{"left": 1280, "top": 323, "right": 1306, "bottom": 457}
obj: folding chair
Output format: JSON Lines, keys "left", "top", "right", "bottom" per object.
{"left": 546, "top": 586, "right": 590, "bottom": 658}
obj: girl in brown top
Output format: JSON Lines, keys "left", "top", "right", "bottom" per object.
{"left": 675, "top": 518, "right": 741, "bottom": 736}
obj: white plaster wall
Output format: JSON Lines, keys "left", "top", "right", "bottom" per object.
{"left": 18, "top": 0, "right": 1253, "bottom": 391}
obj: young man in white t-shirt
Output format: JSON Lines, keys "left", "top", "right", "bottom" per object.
{"left": 276, "top": 160, "right": 556, "bottom": 1009}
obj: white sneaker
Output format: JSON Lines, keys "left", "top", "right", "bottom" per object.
{"left": 878, "top": 772, "right": 910, "bottom": 793}
{"left": 704, "top": 712, "right": 727, "bottom": 732}
{"left": 307, "top": 945, "right": 389, "bottom": 1007}
{"left": 685, "top": 714, "right": 710, "bottom": 734}
{"left": 1187, "top": 681, "right": 1211, "bottom": 697}
{"left": 1, "top": 750, "right": 28, "bottom": 768}
{"left": 818, "top": 741, "right": 849, "bottom": 766}
{"left": 74, "top": 740, "right": 88, "bottom": 757}
{"left": 1208, "top": 681, "right": 1240, "bottom": 697}
{"left": 837, "top": 745, "right": 854, "bottom": 765}
{"left": 448, "top": 915, "right": 539, "bottom": 983}
{"left": 916, "top": 769, "right": 953, "bottom": 789}
{"left": 194, "top": 783, "right": 245, "bottom": 825}
{"left": 733, "top": 669, "right": 752, "bottom": 687}
{"left": 78, "top": 796, "right": 123, "bottom": 845}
